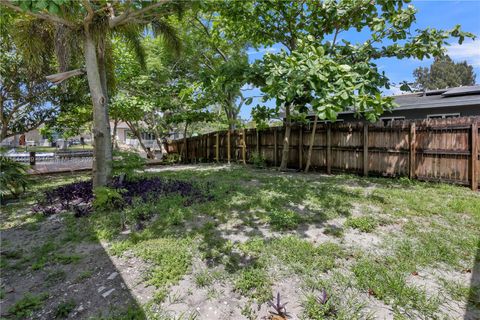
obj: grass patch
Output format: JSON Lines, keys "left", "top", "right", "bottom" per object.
{"left": 54, "top": 253, "right": 82, "bottom": 265}
{"left": 54, "top": 299, "right": 76, "bottom": 319}
{"left": 45, "top": 269, "right": 67, "bottom": 286}
{"left": 353, "top": 258, "right": 440, "bottom": 317}
{"left": 269, "top": 236, "right": 343, "bottom": 275}
{"left": 345, "top": 216, "right": 377, "bottom": 233}
{"left": 302, "top": 294, "right": 337, "bottom": 319}
{"left": 234, "top": 266, "right": 272, "bottom": 303}
{"left": 74, "top": 270, "right": 93, "bottom": 283}
{"left": 8, "top": 293, "right": 49, "bottom": 319}
{"left": 133, "top": 238, "right": 192, "bottom": 288}
{"left": 268, "top": 209, "right": 301, "bottom": 230}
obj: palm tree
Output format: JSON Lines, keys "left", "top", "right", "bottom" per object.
{"left": 0, "top": 0, "right": 183, "bottom": 187}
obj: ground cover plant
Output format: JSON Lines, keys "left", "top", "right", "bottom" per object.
{"left": 0, "top": 164, "right": 479, "bottom": 319}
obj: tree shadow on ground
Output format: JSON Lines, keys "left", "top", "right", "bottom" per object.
{"left": 0, "top": 214, "right": 146, "bottom": 319}
{"left": 465, "top": 238, "right": 480, "bottom": 320}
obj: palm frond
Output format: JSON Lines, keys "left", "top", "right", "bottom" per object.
{"left": 151, "top": 18, "right": 181, "bottom": 56}
{"left": 116, "top": 23, "right": 147, "bottom": 70}
{"left": 11, "top": 16, "right": 55, "bottom": 75}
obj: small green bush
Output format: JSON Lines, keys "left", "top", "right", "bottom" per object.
{"left": 0, "top": 156, "right": 30, "bottom": 202}
{"left": 268, "top": 209, "right": 301, "bottom": 230}
{"left": 112, "top": 151, "right": 146, "bottom": 178}
{"left": 93, "top": 187, "right": 126, "bottom": 212}
{"left": 126, "top": 198, "right": 158, "bottom": 223}
{"left": 345, "top": 216, "right": 377, "bottom": 233}
{"left": 163, "top": 153, "right": 180, "bottom": 165}
{"left": 250, "top": 152, "right": 266, "bottom": 168}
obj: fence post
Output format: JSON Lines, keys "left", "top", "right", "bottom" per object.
{"left": 227, "top": 130, "right": 231, "bottom": 164}
{"left": 274, "top": 128, "right": 278, "bottom": 167}
{"left": 326, "top": 124, "right": 331, "bottom": 174}
{"left": 409, "top": 122, "right": 416, "bottom": 179}
{"left": 206, "top": 134, "right": 210, "bottom": 161}
{"left": 242, "top": 128, "right": 247, "bottom": 165}
{"left": 471, "top": 121, "right": 478, "bottom": 191}
{"left": 299, "top": 125, "right": 303, "bottom": 170}
{"left": 256, "top": 129, "right": 260, "bottom": 154}
{"left": 29, "top": 151, "right": 36, "bottom": 166}
{"left": 215, "top": 132, "right": 219, "bottom": 162}
{"left": 205, "top": 135, "right": 208, "bottom": 161}
{"left": 185, "top": 138, "right": 188, "bottom": 163}
{"left": 363, "top": 123, "right": 369, "bottom": 176}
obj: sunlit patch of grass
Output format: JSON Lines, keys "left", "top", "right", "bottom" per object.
{"left": 270, "top": 237, "right": 344, "bottom": 275}
{"left": 234, "top": 265, "right": 272, "bottom": 303}
{"left": 345, "top": 216, "right": 377, "bottom": 233}
{"left": 352, "top": 257, "right": 440, "bottom": 317}
{"left": 268, "top": 209, "right": 301, "bottom": 230}
{"left": 133, "top": 238, "right": 192, "bottom": 288}
{"left": 438, "top": 277, "right": 471, "bottom": 302}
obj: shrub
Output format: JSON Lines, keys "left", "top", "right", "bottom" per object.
{"left": 250, "top": 152, "right": 266, "bottom": 168}
{"left": 93, "top": 187, "right": 126, "bottom": 212}
{"left": 33, "top": 176, "right": 212, "bottom": 218}
{"left": 268, "top": 209, "right": 301, "bottom": 230}
{"left": 0, "top": 156, "right": 30, "bottom": 202}
{"left": 163, "top": 153, "right": 181, "bottom": 165}
{"left": 345, "top": 216, "right": 377, "bottom": 233}
{"left": 112, "top": 151, "right": 146, "bottom": 178}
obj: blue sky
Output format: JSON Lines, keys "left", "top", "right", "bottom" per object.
{"left": 239, "top": 0, "right": 480, "bottom": 120}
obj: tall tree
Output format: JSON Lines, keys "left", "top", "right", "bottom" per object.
{"left": 0, "top": 11, "right": 58, "bottom": 141}
{"left": 223, "top": 0, "right": 474, "bottom": 171}
{"left": 1, "top": 0, "right": 185, "bottom": 187}
{"left": 413, "top": 55, "right": 476, "bottom": 90}
{"left": 183, "top": 5, "right": 251, "bottom": 131}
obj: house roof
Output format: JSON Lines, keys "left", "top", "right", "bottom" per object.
{"left": 386, "top": 85, "right": 480, "bottom": 111}
{"left": 303, "top": 85, "right": 480, "bottom": 116}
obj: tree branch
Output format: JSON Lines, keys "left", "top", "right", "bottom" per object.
{"left": 194, "top": 16, "right": 229, "bottom": 62}
{"left": 0, "top": 0, "right": 76, "bottom": 28}
{"left": 45, "top": 68, "right": 86, "bottom": 85}
{"left": 82, "top": 0, "right": 94, "bottom": 24}
{"left": 109, "top": 0, "right": 171, "bottom": 28}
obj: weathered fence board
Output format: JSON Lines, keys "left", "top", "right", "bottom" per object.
{"left": 168, "top": 116, "right": 480, "bottom": 190}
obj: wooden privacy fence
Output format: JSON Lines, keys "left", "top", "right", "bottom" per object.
{"left": 167, "top": 116, "right": 480, "bottom": 190}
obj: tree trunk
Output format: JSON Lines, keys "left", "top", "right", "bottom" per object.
{"left": 0, "top": 98, "right": 7, "bottom": 142}
{"left": 0, "top": 120, "right": 8, "bottom": 143}
{"left": 279, "top": 104, "right": 292, "bottom": 171}
{"left": 180, "top": 123, "right": 188, "bottom": 162}
{"left": 126, "top": 121, "right": 155, "bottom": 159}
{"left": 304, "top": 115, "right": 318, "bottom": 173}
{"left": 84, "top": 29, "right": 112, "bottom": 187}
{"left": 111, "top": 118, "right": 119, "bottom": 150}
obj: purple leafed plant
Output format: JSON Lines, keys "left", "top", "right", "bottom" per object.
{"left": 33, "top": 176, "right": 212, "bottom": 216}
{"left": 318, "top": 289, "right": 329, "bottom": 305}
{"left": 268, "top": 292, "right": 289, "bottom": 319}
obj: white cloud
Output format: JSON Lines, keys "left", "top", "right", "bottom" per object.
{"left": 447, "top": 40, "right": 480, "bottom": 67}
